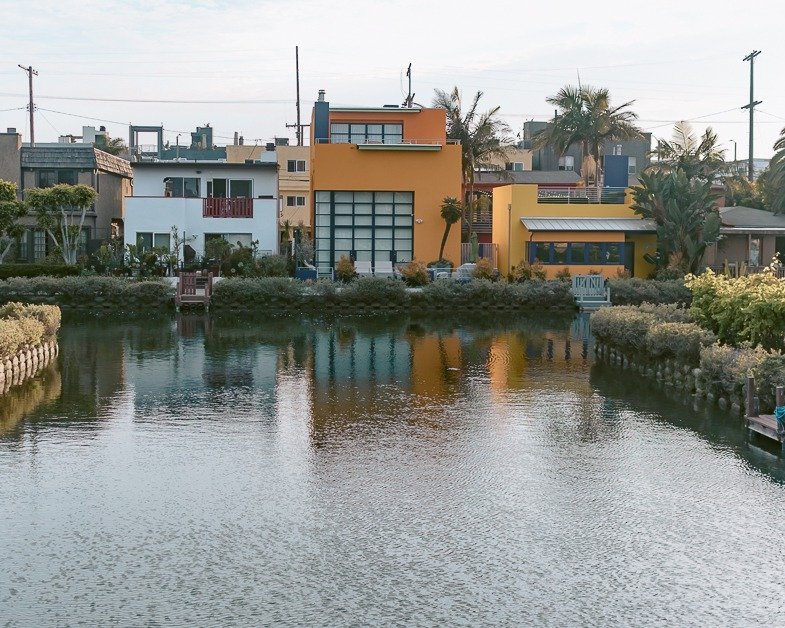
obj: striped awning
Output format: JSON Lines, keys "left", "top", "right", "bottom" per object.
{"left": 520, "top": 217, "right": 656, "bottom": 232}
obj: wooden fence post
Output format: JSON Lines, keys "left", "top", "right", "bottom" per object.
{"left": 747, "top": 376, "right": 758, "bottom": 418}
{"left": 776, "top": 385, "right": 784, "bottom": 409}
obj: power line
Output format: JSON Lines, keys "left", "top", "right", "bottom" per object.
{"left": 0, "top": 92, "right": 294, "bottom": 105}
{"left": 0, "top": 106, "right": 26, "bottom": 113}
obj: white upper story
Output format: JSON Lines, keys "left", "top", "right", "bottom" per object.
{"left": 131, "top": 155, "right": 278, "bottom": 199}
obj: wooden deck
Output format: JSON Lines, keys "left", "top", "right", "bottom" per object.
{"left": 746, "top": 414, "right": 785, "bottom": 443}
{"left": 745, "top": 377, "right": 785, "bottom": 447}
{"left": 175, "top": 272, "right": 214, "bottom": 310}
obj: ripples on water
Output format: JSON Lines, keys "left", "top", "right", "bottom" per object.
{"left": 1, "top": 314, "right": 785, "bottom": 626}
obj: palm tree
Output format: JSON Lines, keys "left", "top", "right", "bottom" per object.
{"left": 96, "top": 135, "right": 127, "bottom": 156}
{"left": 768, "top": 127, "right": 785, "bottom": 214}
{"left": 438, "top": 197, "right": 463, "bottom": 262}
{"left": 433, "top": 88, "right": 511, "bottom": 239}
{"left": 649, "top": 122, "right": 725, "bottom": 183}
{"left": 534, "top": 85, "right": 641, "bottom": 189}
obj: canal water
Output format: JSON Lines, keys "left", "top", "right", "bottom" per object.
{"left": 2, "top": 314, "right": 785, "bottom": 626}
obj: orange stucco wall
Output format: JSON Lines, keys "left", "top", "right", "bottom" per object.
{"left": 327, "top": 108, "right": 448, "bottom": 142}
{"left": 311, "top": 143, "right": 462, "bottom": 265}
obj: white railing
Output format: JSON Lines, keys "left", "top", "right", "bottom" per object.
{"left": 537, "top": 186, "right": 628, "bottom": 204}
{"left": 461, "top": 243, "right": 498, "bottom": 268}
{"left": 315, "top": 138, "right": 460, "bottom": 145}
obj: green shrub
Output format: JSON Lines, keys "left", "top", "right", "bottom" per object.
{"left": 646, "top": 322, "right": 715, "bottom": 365}
{"left": 699, "top": 343, "right": 768, "bottom": 404}
{"left": 634, "top": 302, "right": 692, "bottom": 323}
{"left": 0, "top": 302, "right": 61, "bottom": 338}
{"left": 686, "top": 268, "right": 785, "bottom": 350}
{"left": 427, "top": 259, "right": 454, "bottom": 270}
{"left": 608, "top": 278, "right": 692, "bottom": 306}
{"left": 472, "top": 258, "right": 495, "bottom": 281}
{"left": 335, "top": 256, "right": 356, "bottom": 283}
{"left": 400, "top": 260, "right": 430, "bottom": 287}
{"left": 256, "top": 254, "right": 290, "bottom": 277}
{"left": 0, "top": 264, "right": 81, "bottom": 280}
{"left": 341, "top": 276, "right": 408, "bottom": 306}
{"left": 554, "top": 267, "right": 571, "bottom": 282}
{"left": 211, "top": 277, "right": 300, "bottom": 308}
{"left": 511, "top": 260, "right": 546, "bottom": 282}
{"left": 591, "top": 307, "right": 655, "bottom": 353}
{"left": 0, "top": 276, "right": 174, "bottom": 309}
{"left": 654, "top": 267, "right": 684, "bottom": 281}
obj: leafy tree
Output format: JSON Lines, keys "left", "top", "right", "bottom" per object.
{"left": 534, "top": 85, "right": 641, "bottom": 188}
{"left": 724, "top": 174, "right": 766, "bottom": 209}
{"left": 631, "top": 170, "right": 720, "bottom": 273}
{"left": 0, "top": 180, "right": 27, "bottom": 263}
{"left": 25, "top": 184, "right": 97, "bottom": 265}
{"left": 95, "top": 135, "right": 127, "bottom": 156}
{"left": 438, "top": 196, "right": 463, "bottom": 261}
{"left": 649, "top": 122, "right": 725, "bottom": 183}
{"left": 768, "top": 126, "right": 785, "bottom": 214}
{"left": 433, "top": 87, "right": 511, "bottom": 238}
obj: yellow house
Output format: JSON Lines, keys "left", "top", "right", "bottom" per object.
{"left": 492, "top": 184, "right": 657, "bottom": 279}
{"left": 310, "top": 92, "right": 462, "bottom": 271}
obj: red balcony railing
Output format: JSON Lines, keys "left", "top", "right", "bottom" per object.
{"left": 203, "top": 197, "right": 254, "bottom": 218}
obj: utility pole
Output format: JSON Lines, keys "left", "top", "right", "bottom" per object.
{"left": 295, "top": 46, "right": 302, "bottom": 146}
{"left": 18, "top": 64, "right": 38, "bottom": 147}
{"left": 741, "top": 50, "right": 762, "bottom": 182}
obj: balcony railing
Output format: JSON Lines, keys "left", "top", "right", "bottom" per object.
{"left": 203, "top": 197, "right": 254, "bottom": 218}
{"left": 537, "top": 187, "right": 628, "bottom": 204}
{"left": 315, "top": 138, "right": 460, "bottom": 145}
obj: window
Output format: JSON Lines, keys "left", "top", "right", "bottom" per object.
{"left": 37, "top": 169, "right": 77, "bottom": 187}
{"left": 628, "top": 157, "right": 637, "bottom": 174}
{"left": 229, "top": 179, "right": 252, "bottom": 198}
{"left": 530, "top": 241, "right": 625, "bottom": 265}
{"left": 33, "top": 230, "right": 47, "bottom": 261}
{"left": 330, "top": 123, "right": 403, "bottom": 144}
{"left": 136, "top": 232, "right": 171, "bottom": 251}
{"left": 206, "top": 233, "right": 253, "bottom": 249}
{"left": 164, "top": 177, "right": 200, "bottom": 198}
{"left": 313, "top": 191, "right": 413, "bottom": 267}
{"left": 287, "top": 159, "right": 306, "bottom": 172}
{"left": 286, "top": 196, "right": 306, "bottom": 207}
{"left": 749, "top": 237, "right": 762, "bottom": 266}
{"left": 558, "top": 156, "right": 574, "bottom": 171}
{"left": 505, "top": 162, "right": 525, "bottom": 172}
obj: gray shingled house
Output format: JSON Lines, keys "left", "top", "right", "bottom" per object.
{"left": 0, "top": 129, "right": 133, "bottom": 262}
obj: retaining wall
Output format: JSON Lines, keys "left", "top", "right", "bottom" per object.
{"left": 0, "top": 340, "right": 59, "bottom": 396}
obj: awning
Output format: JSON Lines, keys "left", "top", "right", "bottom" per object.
{"left": 520, "top": 217, "right": 657, "bottom": 232}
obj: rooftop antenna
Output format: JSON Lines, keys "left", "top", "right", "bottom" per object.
{"left": 576, "top": 68, "right": 582, "bottom": 90}
{"left": 403, "top": 63, "right": 415, "bottom": 108}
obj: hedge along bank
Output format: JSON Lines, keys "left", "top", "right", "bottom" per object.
{"left": 210, "top": 277, "right": 577, "bottom": 312}
{"left": 0, "top": 302, "right": 61, "bottom": 395}
{"left": 591, "top": 304, "right": 785, "bottom": 415}
{"left": 0, "top": 276, "right": 174, "bottom": 311}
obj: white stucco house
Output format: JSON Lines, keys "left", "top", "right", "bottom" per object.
{"left": 124, "top": 154, "right": 279, "bottom": 260}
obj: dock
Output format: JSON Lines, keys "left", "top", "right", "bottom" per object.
{"left": 745, "top": 376, "right": 785, "bottom": 447}
{"left": 175, "top": 272, "right": 214, "bottom": 310}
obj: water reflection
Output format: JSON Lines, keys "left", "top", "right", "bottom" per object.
{"left": 3, "top": 313, "right": 785, "bottom": 625}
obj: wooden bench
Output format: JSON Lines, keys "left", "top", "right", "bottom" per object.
{"left": 572, "top": 275, "right": 611, "bottom": 311}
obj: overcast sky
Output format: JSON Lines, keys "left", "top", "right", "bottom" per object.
{"left": 1, "top": 0, "right": 783, "bottom": 158}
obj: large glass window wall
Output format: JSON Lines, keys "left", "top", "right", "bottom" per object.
{"left": 315, "top": 191, "right": 413, "bottom": 268}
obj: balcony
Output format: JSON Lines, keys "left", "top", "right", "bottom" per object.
{"left": 203, "top": 197, "right": 254, "bottom": 218}
{"left": 315, "top": 137, "right": 460, "bottom": 146}
{"left": 537, "top": 187, "right": 628, "bottom": 204}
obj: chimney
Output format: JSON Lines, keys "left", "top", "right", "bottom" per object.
{"left": 239, "top": 135, "right": 244, "bottom": 145}
{"left": 318, "top": 89, "right": 326, "bottom": 102}
{"left": 265, "top": 142, "right": 275, "bottom": 152}
{"left": 233, "top": 131, "right": 239, "bottom": 146}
